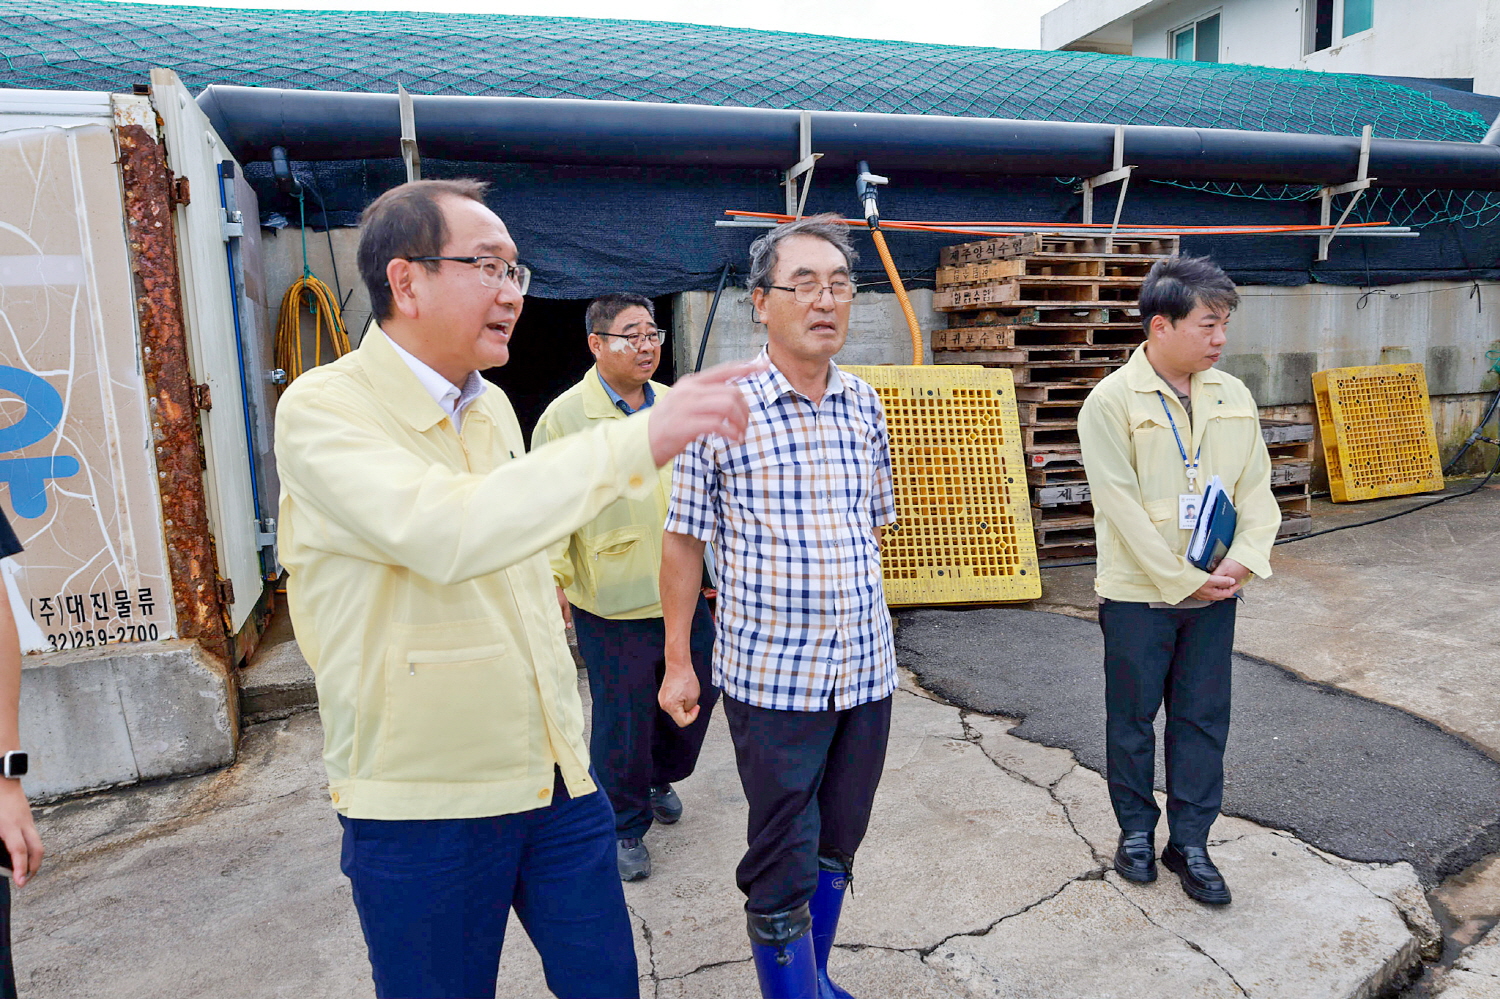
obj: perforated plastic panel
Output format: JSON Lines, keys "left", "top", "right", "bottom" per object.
{"left": 1313, "top": 363, "right": 1445, "bottom": 502}
{"left": 844, "top": 365, "right": 1041, "bottom": 605}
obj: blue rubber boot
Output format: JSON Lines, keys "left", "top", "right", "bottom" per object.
{"left": 810, "top": 857, "right": 855, "bottom": 999}
{"left": 748, "top": 904, "right": 818, "bottom": 999}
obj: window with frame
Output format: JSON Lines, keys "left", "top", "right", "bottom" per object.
{"left": 1170, "top": 12, "right": 1221, "bottom": 62}
{"left": 1307, "top": 0, "right": 1373, "bottom": 53}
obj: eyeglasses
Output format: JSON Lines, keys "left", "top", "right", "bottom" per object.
{"left": 404, "top": 256, "right": 532, "bottom": 294}
{"left": 767, "top": 279, "right": 857, "bottom": 304}
{"left": 594, "top": 327, "right": 665, "bottom": 348}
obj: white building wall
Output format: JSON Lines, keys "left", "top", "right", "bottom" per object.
{"left": 1121, "top": 0, "right": 1487, "bottom": 83}
{"left": 1130, "top": 0, "right": 1301, "bottom": 63}
{"left": 1295, "top": 0, "right": 1478, "bottom": 79}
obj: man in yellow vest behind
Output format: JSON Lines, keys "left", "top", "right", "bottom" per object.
{"left": 534, "top": 293, "right": 718, "bottom": 883}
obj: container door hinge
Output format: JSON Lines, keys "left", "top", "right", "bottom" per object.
{"left": 192, "top": 382, "right": 213, "bottom": 411}
{"left": 257, "top": 518, "right": 277, "bottom": 549}
{"left": 220, "top": 208, "right": 244, "bottom": 240}
{"left": 169, "top": 175, "right": 191, "bottom": 207}
{"left": 217, "top": 578, "right": 235, "bottom": 608}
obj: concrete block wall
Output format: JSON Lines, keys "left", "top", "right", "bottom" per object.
{"left": 23, "top": 640, "right": 236, "bottom": 800}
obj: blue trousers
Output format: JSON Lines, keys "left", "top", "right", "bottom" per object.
{"left": 1100, "top": 598, "right": 1236, "bottom": 847}
{"left": 571, "top": 597, "right": 718, "bottom": 838}
{"left": 339, "top": 770, "right": 638, "bottom": 999}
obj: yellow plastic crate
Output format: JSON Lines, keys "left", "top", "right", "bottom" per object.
{"left": 1312, "top": 363, "right": 1445, "bottom": 502}
{"left": 844, "top": 365, "right": 1041, "bottom": 605}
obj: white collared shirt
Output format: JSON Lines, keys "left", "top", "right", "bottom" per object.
{"left": 386, "top": 336, "right": 487, "bottom": 424}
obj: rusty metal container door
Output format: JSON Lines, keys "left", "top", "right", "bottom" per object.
{"left": 150, "top": 69, "right": 262, "bottom": 631}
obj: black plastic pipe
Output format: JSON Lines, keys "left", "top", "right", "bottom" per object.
{"left": 694, "top": 263, "right": 732, "bottom": 374}
{"left": 197, "top": 85, "right": 1500, "bottom": 192}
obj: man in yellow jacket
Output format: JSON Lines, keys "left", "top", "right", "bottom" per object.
{"left": 274, "top": 179, "right": 760, "bottom": 999}
{"left": 533, "top": 293, "right": 717, "bottom": 883}
{"left": 1078, "top": 255, "right": 1279, "bottom": 909}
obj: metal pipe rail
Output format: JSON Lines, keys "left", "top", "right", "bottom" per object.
{"left": 197, "top": 85, "right": 1500, "bottom": 192}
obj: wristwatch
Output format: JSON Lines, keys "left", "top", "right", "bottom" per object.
{"left": 2, "top": 751, "right": 28, "bottom": 779}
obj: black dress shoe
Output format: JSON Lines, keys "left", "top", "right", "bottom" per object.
{"left": 1114, "top": 831, "right": 1158, "bottom": 883}
{"left": 1161, "top": 842, "right": 1232, "bottom": 905}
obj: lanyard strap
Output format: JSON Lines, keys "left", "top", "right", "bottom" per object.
{"left": 1157, "top": 391, "right": 1202, "bottom": 489}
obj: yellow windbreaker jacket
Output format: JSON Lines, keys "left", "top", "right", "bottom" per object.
{"left": 1078, "top": 344, "right": 1279, "bottom": 605}
{"left": 275, "top": 328, "right": 658, "bottom": 820}
{"left": 532, "top": 368, "right": 673, "bottom": 620}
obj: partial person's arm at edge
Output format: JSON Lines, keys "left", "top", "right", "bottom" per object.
{"left": 1223, "top": 415, "right": 1279, "bottom": 582}
{"left": 0, "top": 591, "right": 41, "bottom": 885}
{"left": 1078, "top": 388, "right": 1211, "bottom": 605}
{"left": 659, "top": 530, "right": 707, "bottom": 728}
{"left": 276, "top": 379, "right": 658, "bottom": 587}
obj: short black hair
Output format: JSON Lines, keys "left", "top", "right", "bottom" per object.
{"left": 357, "top": 178, "right": 491, "bottom": 322}
{"left": 586, "top": 293, "right": 654, "bottom": 335}
{"left": 1138, "top": 255, "right": 1239, "bottom": 336}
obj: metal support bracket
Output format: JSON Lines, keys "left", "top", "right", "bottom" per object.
{"left": 219, "top": 207, "right": 244, "bottom": 241}
{"left": 1078, "top": 125, "right": 1137, "bottom": 251}
{"left": 399, "top": 84, "right": 422, "bottom": 183}
{"left": 781, "top": 111, "right": 823, "bottom": 218}
{"left": 1318, "top": 125, "right": 1375, "bottom": 261}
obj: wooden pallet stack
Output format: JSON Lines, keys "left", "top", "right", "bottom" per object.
{"left": 1261, "top": 419, "right": 1314, "bottom": 537}
{"left": 932, "top": 232, "right": 1178, "bottom": 561}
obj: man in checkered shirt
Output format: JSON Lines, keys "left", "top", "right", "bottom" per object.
{"left": 658, "top": 215, "right": 897, "bottom": 999}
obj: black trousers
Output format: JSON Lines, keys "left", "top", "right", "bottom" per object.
{"left": 723, "top": 693, "right": 892, "bottom": 915}
{"left": 1100, "top": 598, "right": 1236, "bottom": 847}
{"left": 0, "top": 879, "right": 13, "bottom": 999}
{"left": 571, "top": 598, "right": 718, "bottom": 839}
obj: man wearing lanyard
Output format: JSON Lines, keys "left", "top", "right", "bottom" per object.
{"left": 1078, "top": 255, "right": 1279, "bottom": 907}
{"left": 534, "top": 293, "right": 718, "bottom": 883}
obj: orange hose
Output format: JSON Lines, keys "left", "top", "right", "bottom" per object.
{"left": 870, "top": 227, "right": 923, "bottom": 366}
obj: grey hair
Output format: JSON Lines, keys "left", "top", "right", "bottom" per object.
{"left": 746, "top": 214, "right": 859, "bottom": 292}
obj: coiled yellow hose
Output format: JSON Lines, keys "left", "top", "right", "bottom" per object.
{"left": 275, "top": 275, "right": 350, "bottom": 384}
{"left": 870, "top": 227, "right": 924, "bottom": 365}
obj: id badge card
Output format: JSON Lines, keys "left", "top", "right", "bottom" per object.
{"left": 1179, "top": 493, "right": 1203, "bottom": 530}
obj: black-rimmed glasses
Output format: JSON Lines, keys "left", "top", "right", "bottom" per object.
{"left": 405, "top": 256, "right": 532, "bottom": 294}
{"left": 594, "top": 327, "right": 666, "bottom": 348}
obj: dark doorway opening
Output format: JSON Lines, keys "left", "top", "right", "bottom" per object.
{"left": 484, "top": 294, "right": 677, "bottom": 440}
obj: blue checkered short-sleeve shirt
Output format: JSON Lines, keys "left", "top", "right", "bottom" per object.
{"left": 665, "top": 352, "right": 897, "bottom": 712}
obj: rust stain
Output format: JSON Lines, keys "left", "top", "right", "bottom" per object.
{"left": 117, "top": 122, "right": 231, "bottom": 666}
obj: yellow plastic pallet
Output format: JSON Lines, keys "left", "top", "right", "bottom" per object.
{"left": 844, "top": 364, "right": 1041, "bottom": 605}
{"left": 1312, "top": 363, "right": 1445, "bottom": 503}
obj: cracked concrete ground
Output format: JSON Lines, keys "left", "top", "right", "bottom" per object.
{"left": 11, "top": 669, "right": 1439, "bottom": 998}
{"left": 1025, "top": 484, "right": 1500, "bottom": 995}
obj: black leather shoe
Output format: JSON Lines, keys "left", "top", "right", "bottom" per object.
{"left": 1114, "top": 831, "right": 1157, "bottom": 883}
{"left": 1161, "top": 842, "right": 1231, "bottom": 905}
